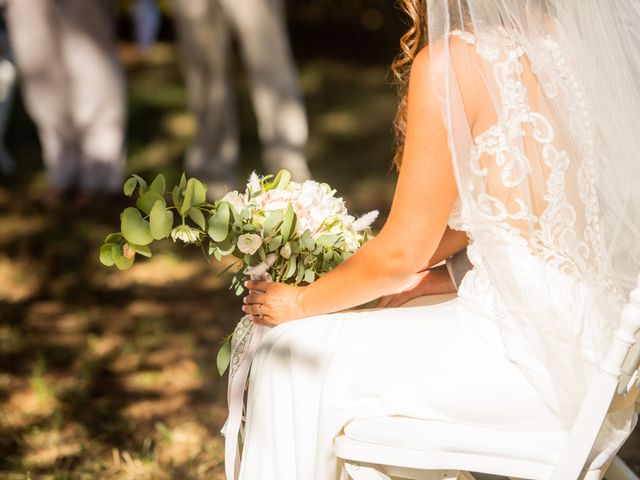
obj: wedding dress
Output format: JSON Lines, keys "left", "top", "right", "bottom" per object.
{"left": 237, "top": 2, "right": 640, "bottom": 478}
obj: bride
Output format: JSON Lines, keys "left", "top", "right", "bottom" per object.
{"left": 236, "top": 0, "right": 640, "bottom": 478}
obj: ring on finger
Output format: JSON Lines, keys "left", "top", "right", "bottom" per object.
{"left": 257, "top": 304, "right": 264, "bottom": 320}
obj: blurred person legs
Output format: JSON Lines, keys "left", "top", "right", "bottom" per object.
{"left": 174, "top": 0, "right": 310, "bottom": 199}
{"left": 220, "top": 0, "right": 310, "bottom": 181}
{"left": 173, "top": 0, "right": 239, "bottom": 199}
{"left": 0, "top": 24, "right": 17, "bottom": 176}
{"left": 6, "top": 0, "right": 125, "bottom": 197}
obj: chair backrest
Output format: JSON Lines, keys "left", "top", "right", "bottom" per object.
{"left": 548, "top": 276, "right": 640, "bottom": 479}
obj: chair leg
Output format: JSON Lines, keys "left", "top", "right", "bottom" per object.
{"left": 605, "top": 456, "right": 640, "bottom": 480}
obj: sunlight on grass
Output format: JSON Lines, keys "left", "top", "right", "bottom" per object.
{"left": 0, "top": 255, "right": 43, "bottom": 302}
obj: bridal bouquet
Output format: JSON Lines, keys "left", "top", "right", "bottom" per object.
{"left": 99, "top": 169, "right": 378, "bottom": 374}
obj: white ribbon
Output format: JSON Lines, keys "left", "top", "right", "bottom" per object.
{"left": 222, "top": 258, "right": 276, "bottom": 480}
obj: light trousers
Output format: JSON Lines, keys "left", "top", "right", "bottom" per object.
{"left": 6, "top": 0, "right": 125, "bottom": 192}
{"left": 173, "top": 0, "right": 310, "bottom": 195}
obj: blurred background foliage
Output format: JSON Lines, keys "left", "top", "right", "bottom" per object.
{"left": 0, "top": 2, "right": 638, "bottom": 479}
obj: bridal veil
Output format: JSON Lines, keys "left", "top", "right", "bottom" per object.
{"left": 422, "top": 0, "right": 640, "bottom": 425}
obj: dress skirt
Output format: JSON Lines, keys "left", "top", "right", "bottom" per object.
{"left": 238, "top": 295, "right": 564, "bottom": 480}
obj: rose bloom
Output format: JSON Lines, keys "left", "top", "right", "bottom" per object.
{"left": 237, "top": 233, "right": 263, "bottom": 255}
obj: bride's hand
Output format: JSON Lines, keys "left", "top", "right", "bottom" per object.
{"left": 242, "top": 280, "right": 306, "bottom": 326}
{"left": 376, "top": 264, "right": 455, "bottom": 308}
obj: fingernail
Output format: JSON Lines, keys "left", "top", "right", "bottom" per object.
{"left": 244, "top": 281, "right": 249, "bottom": 287}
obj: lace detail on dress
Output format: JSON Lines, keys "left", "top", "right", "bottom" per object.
{"left": 446, "top": 29, "right": 616, "bottom": 341}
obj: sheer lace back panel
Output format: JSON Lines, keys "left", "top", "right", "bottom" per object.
{"left": 439, "top": 22, "right": 623, "bottom": 422}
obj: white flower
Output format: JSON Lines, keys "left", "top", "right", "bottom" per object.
{"left": 171, "top": 225, "right": 202, "bottom": 244}
{"left": 280, "top": 242, "right": 292, "bottom": 259}
{"left": 237, "top": 233, "right": 263, "bottom": 255}
{"left": 247, "top": 172, "right": 261, "bottom": 195}
{"left": 222, "top": 190, "right": 246, "bottom": 213}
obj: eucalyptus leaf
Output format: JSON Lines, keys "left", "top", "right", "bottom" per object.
{"left": 295, "top": 261, "right": 305, "bottom": 284}
{"left": 304, "top": 268, "right": 316, "bottom": 283}
{"left": 193, "top": 180, "right": 207, "bottom": 205}
{"left": 131, "top": 174, "right": 148, "bottom": 194}
{"left": 136, "top": 191, "right": 165, "bottom": 215}
{"left": 121, "top": 207, "right": 153, "bottom": 246}
{"left": 104, "top": 233, "right": 123, "bottom": 244}
{"left": 217, "top": 338, "right": 231, "bottom": 376}
{"left": 283, "top": 255, "right": 297, "bottom": 280}
{"left": 281, "top": 204, "right": 296, "bottom": 242}
{"left": 301, "top": 231, "right": 315, "bottom": 250}
{"left": 129, "top": 243, "right": 152, "bottom": 258}
{"left": 268, "top": 235, "right": 283, "bottom": 251}
{"left": 172, "top": 185, "right": 182, "bottom": 211}
{"left": 208, "top": 202, "right": 230, "bottom": 242}
{"left": 150, "top": 200, "right": 174, "bottom": 240}
{"left": 263, "top": 209, "right": 284, "bottom": 236}
{"left": 123, "top": 177, "right": 137, "bottom": 197}
{"left": 99, "top": 244, "right": 115, "bottom": 266}
{"left": 271, "top": 169, "right": 291, "bottom": 190}
{"left": 216, "top": 240, "right": 237, "bottom": 256}
{"left": 179, "top": 172, "right": 187, "bottom": 190}
{"left": 181, "top": 178, "right": 196, "bottom": 215}
{"left": 188, "top": 207, "right": 206, "bottom": 230}
{"left": 149, "top": 173, "right": 166, "bottom": 195}
{"left": 316, "top": 234, "right": 340, "bottom": 247}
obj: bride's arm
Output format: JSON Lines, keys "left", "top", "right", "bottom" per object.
{"left": 244, "top": 47, "right": 459, "bottom": 324}
{"left": 428, "top": 227, "right": 468, "bottom": 268}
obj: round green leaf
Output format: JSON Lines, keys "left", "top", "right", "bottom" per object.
{"left": 136, "top": 191, "right": 165, "bottom": 215}
{"left": 123, "top": 177, "right": 137, "bottom": 197}
{"left": 104, "top": 232, "right": 123, "bottom": 244}
{"left": 121, "top": 207, "right": 153, "bottom": 246}
{"left": 99, "top": 244, "right": 115, "bottom": 266}
{"left": 263, "top": 209, "right": 284, "bottom": 236}
{"left": 283, "top": 255, "right": 298, "bottom": 280}
{"left": 129, "top": 243, "right": 152, "bottom": 258}
{"left": 150, "top": 200, "right": 174, "bottom": 240}
{"left": 131, "top": 174, "right": 148, "bottom": 194}
{"left": 192, "top": 180, "right": 207, "bottom": 205}
{"left": 281, "top": 204, "right": 296, "bottom": 242}
{"left": 149, "top": 173, "right": 166, "bottom": 195}
{"left": 272, "top": 169, "right": 291, "bottom": 190}
{"left": 181, "top": 178, "right": 196, "bottom": 215}
{"left": 172, "top": 185, "right": 182, "bottom": 211}
{"left": 188, "top": 207, "right": 206, "bottom": 230}
{"left": 208, "top": 202, "right": 230, "bottom": 242}
{"left": 217, "top": 338, "right": 231, "bottom": 376}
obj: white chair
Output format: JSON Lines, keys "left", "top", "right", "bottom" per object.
{"left": 335, "top": 277, "right": 640, "bottom": 480}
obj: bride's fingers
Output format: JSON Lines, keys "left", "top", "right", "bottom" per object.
{"left": 387, "top": 293, "right": 410, "bottom": 307}
{"left": 377, "top": 295, "right": 393, "bottom": 308}
{"left": 242, "top": 303, "right": 271, "bottom": 316}
{"left": 245, "top": 280, "right": 270, "bottom": 292}
{"left": 243, "top": 292, "right": 265, "bottom": 305}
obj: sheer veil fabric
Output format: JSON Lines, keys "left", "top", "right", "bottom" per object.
{"left": 426, "top": 0, "right": 640, "bottom": 425}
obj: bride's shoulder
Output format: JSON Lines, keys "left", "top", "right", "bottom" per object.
{"left": 411, "top": 36, "right": 485, "bottom": 112}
